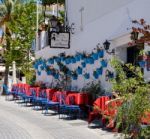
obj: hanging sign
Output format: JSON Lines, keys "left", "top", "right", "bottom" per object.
{"left": 50, "top": 32, "right": 70, "bottom": 49}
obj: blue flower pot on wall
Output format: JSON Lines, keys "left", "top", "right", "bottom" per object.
{"left": 71, "top": 57, "right": 76, "bottom": 64}
{"left": 47, "top": 70, "right": 52, "bottom": 75}
{"left": 37, "top": 71, "right": 41, "bottom": 76}
{"left": 101, "top": 60, "right": 107, "bottom": 68}
{"left": 55, "top": 57, "right": 61, "bottom": 63}
{"left": 75, "top": 55, "right": 81, "bottom": 62}
{"left": 48, "top": 58, "right": 54, "bottom": 64}
{"left": 61, "top": 57, "right": 65, "bottom": 62}
{"left": 81, "top": 62, "right": 86, "bottom": 68}
{"left": 72, "top": 75, "right": 78, "bottom": 80}
{"left": 139, "top": 61, "right": 146, "bottom": 68}
{"left": 91, "top": 53, "right": 98, "bottom": 60}
{"left": 89, "top": 57, "right": 94, "bottom": 64}
{"left": 67, "top": 70, "right": 72, "bottom": 76}
{"left": 84, "top": 73, "right": 90, "bottom": 79}
{"left": 96, "top": 67, "right": 103, "bottom": 75}
{"left": 40, "top": 66, "right": 44, "bottom": 70}
{"left": 98, "top": 50, "right": 104, "bottom": 58}
{"left": 76, "top": 67, "right": 83, "bottom": 75}
{"left": 65, "top": 58, "right": 71, "bottom": 64}
{"left": 93, "top": 71, "right": 99, "bottom": 79}
{"left": 34, "top": 64, "right": 38, "bottom": 69}
{"left": 54, "top": 73, "right": 59, "bottom": 79}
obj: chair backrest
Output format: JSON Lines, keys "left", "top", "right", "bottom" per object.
{"left": 65, "top": 94, "right": 77, "bottom": 105}
{"left": 93, "top": 96, "right": 110, "bottom": 112}
{"left": 30, "top": 88, "right": 36, "bottom": 97}
{"left": 39, "top": 89, "right": 47, "bottom": 98}
{"left": 3, "top": 84, "right": 9, "bottom": 94}
{"left": 52, "top": 91, "right": 66, "bottom": 103}
{"left": 46, "top": 89, "right": 57, "bottom": 100}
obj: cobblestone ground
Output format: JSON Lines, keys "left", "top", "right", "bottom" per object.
{"left": 0, "top": 96, "right": 122, "bottom": 139}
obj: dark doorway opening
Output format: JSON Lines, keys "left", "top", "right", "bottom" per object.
{"left": 125, "top": 44, "right": 144, "bottom": 77}
{"left": 127, "top": 45, "right": 144, "bottom": 66}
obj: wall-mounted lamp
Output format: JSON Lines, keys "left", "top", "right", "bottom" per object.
{"left": 103, "top": 40, "right": 115, "bottom": 54}
{"left": 49, "top": 15, "right": 75, "bottom": 34}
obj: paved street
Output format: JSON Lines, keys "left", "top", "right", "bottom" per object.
{"left": 0, "top": 96, "right": 121, "bottom": 139}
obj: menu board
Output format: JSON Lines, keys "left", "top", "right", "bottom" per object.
{"left": 50, "top": 32, "right": 70, "bottom": 49}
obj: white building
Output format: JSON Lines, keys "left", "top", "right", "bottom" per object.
{"left": 35, "top": 0, "right": 150, "bottom": 91}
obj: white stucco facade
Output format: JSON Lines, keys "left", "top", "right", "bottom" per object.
{"left": 35, "top": 0, "right": 150, "bottom": 91}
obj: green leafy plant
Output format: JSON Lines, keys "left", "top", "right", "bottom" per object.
{"left": 82, "top": 80, "right": 104, "bottom": 100}
{"left": 110, "top": 57, "right": 150, "bottom": 138}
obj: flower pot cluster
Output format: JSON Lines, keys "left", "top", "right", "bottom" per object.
{"left": 34, "top": 47, "right": 109, "bottom": 81}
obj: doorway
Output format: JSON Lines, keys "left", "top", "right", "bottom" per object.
{"left": 127, "top": 45, "right": 144, "bottom": 66}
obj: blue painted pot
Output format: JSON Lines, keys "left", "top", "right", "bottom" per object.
{"left": 37, "top": 71, "right": 41, "bottom": 76}
{"left": 91, "top": 53, "right": 98, "bottom": 60}
{"left": 65, "top": 58, "right": 71, "bottom": 64}
{"left": 89, "top": 57, "right": 94, "bottom": 64}
{"left": 76, "top": 67, "right": 83, "bottom": 75}
{"left": 101, "top": 60, "right": 107, "bottom": 67}
{"left": 71, "top": 57, "right": 76, "bottom": 64}
{"left": 55, "top": 57, "right": 61, "bottom": 63}
{"left": 40, "top": 66, "right": 44, "bottom": 70}
{"left": 98, "top": 50, "right": 104, "bottom": 58}
{"left": 75, "top": 55, "right": 81, "bottom": 62}
{"left": 96, "top": 67, "right": 103, "bottom": 75}
{"left": 84, "top": 73, "right": 90, "bottom": 79}
{"left": 72, "top": 75, "right": 78, "bottom": 80}
{"left": 48, "top": 58, "right": 54, "bottom": 64}
{"left": 93, "top": 71, "right": 99, "bottom": 79}
{"left": 54, "top": 74, "right": 59, "bottom": 79}
{"left": 47, "top": 70, "right": 52, "bottom": 75}
{"left": 81, "top": 62, "right": 86, "bottom": 68}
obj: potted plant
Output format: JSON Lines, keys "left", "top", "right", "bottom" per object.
{"left": 84, "top": 73, "right": 90, "bottom": 79}
{"left": 81, "top": 62, "right": 86, "bottom": 68}
{"left": 76, "top": 66, "right": 83, "bottom": 75}
{"left": 93, "top": 70, "right": 99, "bottom": 79}
{"left": 101, "top": 59, "right": 108, "bottom": 67}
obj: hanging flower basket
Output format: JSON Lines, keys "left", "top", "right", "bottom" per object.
{"left": 101, "top": 60, "right": 107, "bottom": 67}
{"left": 84, "top": 73, "right": 90, "bottom": 79}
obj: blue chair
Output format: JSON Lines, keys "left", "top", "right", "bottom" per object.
{"left": 42, "top": 92, "right": 62, "bottom": 115}
{"left": 3, "top": 84, "right": 13, "bottom": 100}
{"left": 59, "top": 95, "right": 82, "bottom": 119}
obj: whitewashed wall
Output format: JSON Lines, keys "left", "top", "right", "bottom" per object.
{"left": 35, "top": 0, "right": 150, "bottom": 90}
